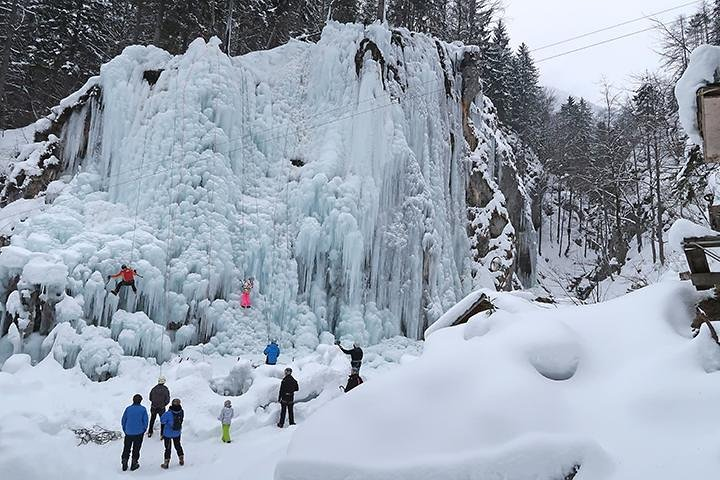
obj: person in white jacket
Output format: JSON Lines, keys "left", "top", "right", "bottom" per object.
{"left": 218, "top": 400, "right": 234, "bottom": 443}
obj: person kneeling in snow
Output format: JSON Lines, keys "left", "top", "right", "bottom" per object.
{"left": 160, "top": 399, "right": 185, "bottom": 469}
{"left": 109, "top": 265, "right": 143, "bottom": 296}
{"left": 264, "top": 339, "right": 280, "bottom": 365}
{"left": 277, "top": 367, "right": 299, "bottom": 428}
{"left": 121, "top": 394, "right": 148, "bottom": 471}
{"left": 147, "top": 376, "right": 170, "bottom": 438}
{"left": 218, "top": 400, "right": 234, "bottom": 443}
{"left": 342, "top": 368, "right": 363, "bottom": 393}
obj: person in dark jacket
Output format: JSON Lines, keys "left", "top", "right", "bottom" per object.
{"left": 343, "top": 368, "right": 363, "bottom": 393}
{"left": 160, "top": 398, "right": 184, "bottom": 469}
{"left": 121, "top": 394, "right": 149, "bottom": 471}
{"left": 147, "top": 376, "right": 170, "bottom": 438}
{"left": 264, "top": 340, "right": 280, "bottom": 365}
{"left": 277, "top": 367, "right": 299, "bottom": 428}
{"left": 336, "top": 341, "right": 363, "bottom": 372}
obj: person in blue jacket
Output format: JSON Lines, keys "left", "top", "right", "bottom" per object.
{"left": 160, "top": 398, "right": 185, "bottom": 469}
{"left": 264, "top": 340, "right": 280, "bottom": 365}
{"left": 121, "top": 394, "right": 149, "bottom": 471}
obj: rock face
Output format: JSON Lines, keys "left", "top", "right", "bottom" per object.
{"left": 0, "top": 23, "right": 536, "bottom": 351}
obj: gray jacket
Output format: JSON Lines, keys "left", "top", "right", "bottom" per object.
{"left": 218, "top": 406, "right": 234, "bottom": 425}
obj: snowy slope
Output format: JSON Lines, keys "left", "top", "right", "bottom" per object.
{"left": 0, "top": 337, "right": 421, "bottom": 479}
{"left": 0, "top": 22, "right": 536, "bottom": 366}
{"left": 275, "top": 279, "right": 720, "bottom": 480}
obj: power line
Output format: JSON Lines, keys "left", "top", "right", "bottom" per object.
{"left": 531, "top": 0, "right": 703, "bottom": 53}
{"left": 536, "top": 25, "right": 659, "bottom": 63}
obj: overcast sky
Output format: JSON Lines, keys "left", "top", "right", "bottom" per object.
{"left": 504, "top": 0, "right": 702, "bottom": 103}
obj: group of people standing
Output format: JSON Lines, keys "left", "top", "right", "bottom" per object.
{"left": 119, "top": 341, "right": 364, "bottom": 471}
{"left": 120, "top": 377, "right": 184, "bottom": 471}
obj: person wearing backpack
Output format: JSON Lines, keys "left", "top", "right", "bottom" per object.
{"left": 217, "top": 400, "right": 234, "bottom": 443}
{"left": 160, "top": 398, "right": 184, "bottom": 469}
{"left": 342, "top": 368, "right": 363, "bottom": 393}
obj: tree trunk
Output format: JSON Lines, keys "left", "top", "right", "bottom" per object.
{"left": 132, "top": 0, "right": 145, "bottom": 44}
{"left": 556, "top": 186, "right": 562, "bottom": 244}
{"left": 654, "top": 133, "right": 665, "bottom": 264}
{"left": 645, "top": 140, "right": 657, "bottom": 264}
{"left": 632, "top": 147, "right": 643, "bottom": 252}
{"left": 564, "top": 188, "right": 573, "bottom": 257}
{"left": 558, "top": 192, "right": 564, "bottom": 257}
{"left": 0, "top": 0, "right": 20, "bottom": 120}
{"left": 377, "top": 0, "right": 386, "bottom": 22}
{"left": 153, "top": 0, "right": 167, "bottom": 46}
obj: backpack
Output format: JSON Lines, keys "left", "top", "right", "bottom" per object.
{"left": 172, "top": 411, "right": 184, "bottom": 431}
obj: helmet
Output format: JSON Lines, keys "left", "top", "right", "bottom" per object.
{"left": 121, "top": 264, "right": 127, "bottom": 269}
{"left": 284, "top": 367, "right": 293, "bottom": 375}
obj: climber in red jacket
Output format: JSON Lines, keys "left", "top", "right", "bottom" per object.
{"left": 109, "top": 264, "right": 143, "bottom": 296}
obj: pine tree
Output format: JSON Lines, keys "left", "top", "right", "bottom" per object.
{"left": 389, "top": 0, "right": 449, "bottom": 38}
{"left": 508, "top": 43, "right": 542, "bottom": 146}
{"left": 359, "top": 0, "right": 378, "bottom": 24}
{"left": 483, "top": 19, "right": 512, "bottom": 122}
{"left": 712, "top": 0, "right": 720, "bottom": 44}
{"left": 330, "top": 0, "right": 359, "bottom": 24}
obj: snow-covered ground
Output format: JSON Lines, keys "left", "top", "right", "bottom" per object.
{"left": 3, "top": 279, "right": 718, "bottom": 479}
{"left": 0, "top": 336, "right": 421, "bottom": 479}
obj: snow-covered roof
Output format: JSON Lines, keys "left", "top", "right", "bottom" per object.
{"left": 676, "top": 45, "right": 720, "bottom": 145}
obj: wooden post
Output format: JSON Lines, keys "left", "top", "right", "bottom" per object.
{"left": 377, "top": 0, "right": 385, "bottom": 23}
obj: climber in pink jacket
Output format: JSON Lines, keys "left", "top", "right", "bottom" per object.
{"left": 240, "top": 278, "right": 254, "bottom": 308}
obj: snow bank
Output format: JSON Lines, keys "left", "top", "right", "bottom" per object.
{"left": 277, "top": 281, "right": 720, "bottom": 480}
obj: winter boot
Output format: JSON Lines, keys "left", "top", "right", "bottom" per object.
{"left": 161, "top": 460, "right": 169, "bottom": 469}
{"left": 122, "top": 461, "right": 128, "bottom": 472}
{"left": 179, "top": 456, "right": 184, "bottom": 466}
{"left": 130, "top": 463, "right": 140, "bottom": 471}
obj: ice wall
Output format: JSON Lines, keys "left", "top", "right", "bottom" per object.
{"left": 0, "top": 22, "right": 535, "bottom": 356}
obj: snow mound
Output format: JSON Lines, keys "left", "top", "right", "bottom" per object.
{"left": 1, "top": 353, "right": 32, "bottom": 373}
{"left": 276, "top": 281, "right": 719, "bottom": 480}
